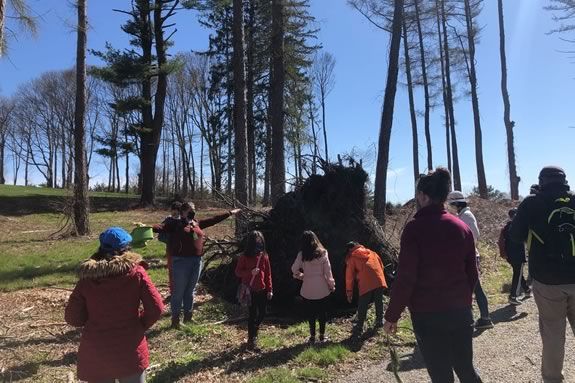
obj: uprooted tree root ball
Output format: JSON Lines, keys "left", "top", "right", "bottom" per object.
{"left": 204, "top": 160, "right": 398, "bottom": 309}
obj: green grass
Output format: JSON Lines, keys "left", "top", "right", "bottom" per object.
{"left": 287, "top": 321, "right": 310, "bottom": 338}
{"left": 148, "top": 352, "right": 204, "bottom": 383}
{"left": 295, "top": 366, "right": 328, "bottom": 381}
{"left": 258, "top": 334, "right": 288, "bottom": 349}
{"left": 295, "top": 344, "right": 351, "bottom": 367}
{"left": 0, "top": 184, "right": 138, "bottom": 198}
{"left": 247, "top": 368, "right": 299, "bottom": 383}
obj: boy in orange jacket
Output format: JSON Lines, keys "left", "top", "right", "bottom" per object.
{"left": 345, "top": 242, "right": 388, "bottom": 338}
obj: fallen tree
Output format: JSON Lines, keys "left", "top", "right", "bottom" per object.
{"left": 204, "top": 159, "right": 398, "bottom": 307}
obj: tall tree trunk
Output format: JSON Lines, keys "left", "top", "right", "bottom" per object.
{"left": 200, "top": 136, "right": 204, "bottom": 197}
{"left": 0, "top": 0, "right": 6, "bottom": 56}
{"left": 270, "top": 0, "right": 286, "bottom": 204}
{"left": 115, "top": 151, "right": 120, "bottom": 192}
{"left": 414, "top": 0, "right": 432, "bottom": 171}
{"left": 170, "top": 126, "right": 179, "bottom": 194}
{"left": 25, "top": 138, "right": 30, "bottom": 186}
{"left": 435, "top": 1, "right": 451, "bottom": 175}
{"left": 498, "top": 0, "right": 519, "bottom": 200}
{"left": 320, "top": 90, "right": 329, "bottom": 162}
{"left": 61, "top": 128, "right": 66, "bottom": 188}
{"left": 402, "top": 19, "right": 419, "bottom": 188}
{"left": 233, "top": 0, "right": 249, "bottom": 206}
{"left": 440, "top": 0, "right": 461, "bottom": 191}
{"left": 125, "top": 127, "right": 129, "bottom": 193}
{"left": 246, "top": 0, "right": 257, "bottom": 204}
{"left": 373, "top": 0, "right": 403, "bottom": 224}
{"left": 0, "top": 133, "right": 5, "bottom": 184}
{"left": 308, "top": 96, "right": 318, "bottom": 174}
{"left": 73, "top": 0, "right": 90, "bottom": 235}
{"left": 263, "top": 120, "right": 272, "bottom": 206}
{"left": 464, "top": 0, "right": 487, "bottom": 198}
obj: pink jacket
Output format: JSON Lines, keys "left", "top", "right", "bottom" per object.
{"left": 291, "top": 250, "right": 335, "bottom": 300}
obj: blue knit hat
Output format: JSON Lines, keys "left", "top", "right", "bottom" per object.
{"left": 99, "top": 227, "right": 132, "bottom": 252}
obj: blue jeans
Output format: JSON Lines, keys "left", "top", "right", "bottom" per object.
{"left": 474, "top": 279, "right": 490, "bottom": 319}
{"left": 171, "top": 256, "right": 202, "bottom": 320}
{"left": 412, "top": 308, "right": 483, "bottom": 383}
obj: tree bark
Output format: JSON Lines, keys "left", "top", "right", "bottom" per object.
{"left": 308, "top": 96, "right": 318, "bottom": 174}
{"left": 402, "top": 18, "right": 419, "bottom": 188}
{"left": 270, "top": 0, "right": 286, "bottom": 204}
{"left": 440, "top": 0, "right": 461, "bottom": 191}
{"left": 373, "top": 0, "right": 403, "bottom": 224}
{"left": 0, "top": 0, "right": 5, "bottom": 56}
{"left": 0, "top": 133, "right": 5, "bottom": 184}
{"left": 263, "top": 119, "right": 272, "bottom": 206}
{"left": 435, "top": 0, "right": 451, "bottom": 175}
{"left": 233, "top": 0, "right": 249, "bottom": 205}
{"left": 464, "top": 0, "right": 488, "bottom": 199}
{"left": 320, "top": 90, "right": 328, "bottom": 162}
{"left": 73, "top": 0, "right": 90, "bottom": 235}
{"left": 498, "top": 0, "right": 519, "bottom": 200}
{"left": 246, "top": 0, "right": 257, "bottom": 204}
{"left": 413, "top": 0, "right": 432, "bottom": 171}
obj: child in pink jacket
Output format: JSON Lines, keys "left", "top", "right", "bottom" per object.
{"left": 291, "top": 230, "right": 335, "bottom": 343}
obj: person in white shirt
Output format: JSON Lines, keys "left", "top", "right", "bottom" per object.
{"left": 448, "top": 191, "right": 494, "bottom": 330}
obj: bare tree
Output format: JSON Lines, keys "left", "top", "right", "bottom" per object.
{"left": 270, "top": 0, "right": 286, "bottom": 204}
{"left": 498, "top": 0, "right": 519, "bottom": 200}
{"left": 73, "top": 0, "right": 90, "bottom": 235}
{"left": 373, "top": 0, "right": 404, "bottom": 224}
{"left": 0, "top": 96, "right": 15, "bottom": 184}
{"left": 402, "top": 16, "right": 420, "bottom": 187}
{"left": 313, "top": 51, "right": 336, "bottom": 162}
{"left": 233, "top": 0, "right": 248, "bottom": 205}
{"left": 0, "top": 0, "right": 37, "bottom": 57}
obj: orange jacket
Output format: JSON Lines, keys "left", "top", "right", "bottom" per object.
{"left": 346, "top": 245, "right": 387, "bottom": 299}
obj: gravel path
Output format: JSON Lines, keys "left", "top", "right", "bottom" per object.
{"left": 339, "top": 298, "right": 575, "bottom": 383}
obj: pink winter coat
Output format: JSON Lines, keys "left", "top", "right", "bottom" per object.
{"left": 65, "top": 252, "right": 164, "bottom": 382}
{"left": 291, "top": 250, "right": 335, "bottom": 300}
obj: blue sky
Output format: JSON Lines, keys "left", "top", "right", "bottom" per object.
{"left": 1, "top": 0, "right": 574, "bottom": 202}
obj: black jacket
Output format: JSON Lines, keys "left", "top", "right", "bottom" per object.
{"left": 509, "top": 184, "right": 575, "bottom": 285}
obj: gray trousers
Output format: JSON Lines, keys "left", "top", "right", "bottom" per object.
{"left": 533, "top": 280, "right": 575, "bottom": 383}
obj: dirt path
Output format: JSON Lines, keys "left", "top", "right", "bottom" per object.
{"left": 339, "top": 298, "right": 575, "bottom": 383}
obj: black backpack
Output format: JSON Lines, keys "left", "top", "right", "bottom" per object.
{"left": 544, "top": 194, "right": 575, "bottom": 263}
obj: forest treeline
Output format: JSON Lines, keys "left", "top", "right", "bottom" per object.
{"left": 0, "top": 0, "right": 574, "bottom": 233}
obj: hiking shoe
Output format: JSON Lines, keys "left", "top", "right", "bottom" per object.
{"left": 374, "top": 321, "right": 384, "bottom": 331}
{"left": 170, "top": 318, "right": 180, "bottom": 330}
{"left": 319, "top": 334, "right": 328, "bottom": 343}
{"left": 246, "top": 339, "right": 261, "bottom": 353}
{"left": 308, "top": 336, "right": 316, "bottom": 345}
{"left": 474, "top": 318, "right": 494, "bottom": 330}
{"left": 523, "top": 288, "right": 532, "bottom": 298}
{"left": 183, "top": 312, "right": 193, "bottom": 323}
{"left": 508, "top": 296, "right": 522, "bottom": 306}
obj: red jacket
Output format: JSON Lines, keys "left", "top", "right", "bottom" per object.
{"left": 153, "top": 213, "right": 231, "bottom": 258}
{"left": 384, "top": 205, "right": 478, "bottom": 323}
{"left": 65, "top": 252, "right": 164, "bottom": 382}
{"left": 235, "top": 253, "right": 273, "bottom": 293}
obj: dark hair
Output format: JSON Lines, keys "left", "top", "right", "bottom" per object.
{"left": 300, "top": 230, "right": 325, "bottom": 261}
{"left": 244, "top": 231, "right": 266, "bottom": 257}
{"left": 345, "top": 241, "right": 359, "bottom": 252}
{"left": 171, "top": 201, "right": 182, "bottom": 211}
{"left": 92, "top": 246, "right": 131, "bottom": 261}
{"left": 452, "top": 201, "right": 468, "bottom": 209}
{"left": 417, "top": 167, "right": 452, "bottom": 204}
{"left": 180, "top": 202, "right": 195, "bottom": 213}
{"left": 508, "top": 208, "right": 517, "bottom": 219}
{"left": 530, "top": 184, "right": 540, "bottom": 194}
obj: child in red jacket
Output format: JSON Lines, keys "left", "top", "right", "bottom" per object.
{"left": 235, "top": 231, "right": 273, "bottom": 351}
{"left": 65, "top": 227, "right": 164, "bottom": 383}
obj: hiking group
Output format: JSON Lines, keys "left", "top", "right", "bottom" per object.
{"left": 63, "top": 165, "right": 575, "bottom": 383}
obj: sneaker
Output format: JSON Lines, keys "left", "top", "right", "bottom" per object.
{"left": 523, "top": 288, "right": 532, "bottom": 298}
{"left": 170, "top": 318, "right": 180, "bottom": 330}
{"left": 508, "top": 296, "right": 522, "bottom": 306}
{"left": 319, "top": 334, "right": 328, "bottom": 343}
{"left": 183, "top": 312, "right": 193, "bottom": 323}
{"left": 374, "top": 321, "right": 384, "bottom": 330}
{"left": 474, "top": 318, "right": 494, "bottom": 330}
{"left": 247, "top": 338, "right": 261, "bottom": 352}
{"left": 308, "top": 336, "right": 316, "bottom": 345}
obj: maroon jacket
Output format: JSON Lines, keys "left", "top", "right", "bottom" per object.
{"left": 235, "top": 253, "right": 273, "bottom": 293}
{"left": 384, "top": 205, "right": 478, "bottom": 323}
{"left": 65, "top": 252, "right": 164, "bottom": 382}
{"left": 153, "top": 212, "right": 232, "bottom": 258}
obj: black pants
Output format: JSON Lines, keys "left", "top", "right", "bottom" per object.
{"left": 353, "top": 287, "right": 384, "bottom": 335}
{"left": 411, "top": 308, "right": 483, "bottom": 383}
{"left": 509, "top": 262, "right": 529, "bottom": 298}
{"left": 248, "top": 290, "right": 267, "bottom": 340}
{"left": 303, "top": 297, "right": 329, "bottom": 338}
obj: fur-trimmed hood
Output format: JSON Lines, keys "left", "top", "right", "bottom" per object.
{"left": 78, "top": 252, "right": 143, "bottom": 280}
